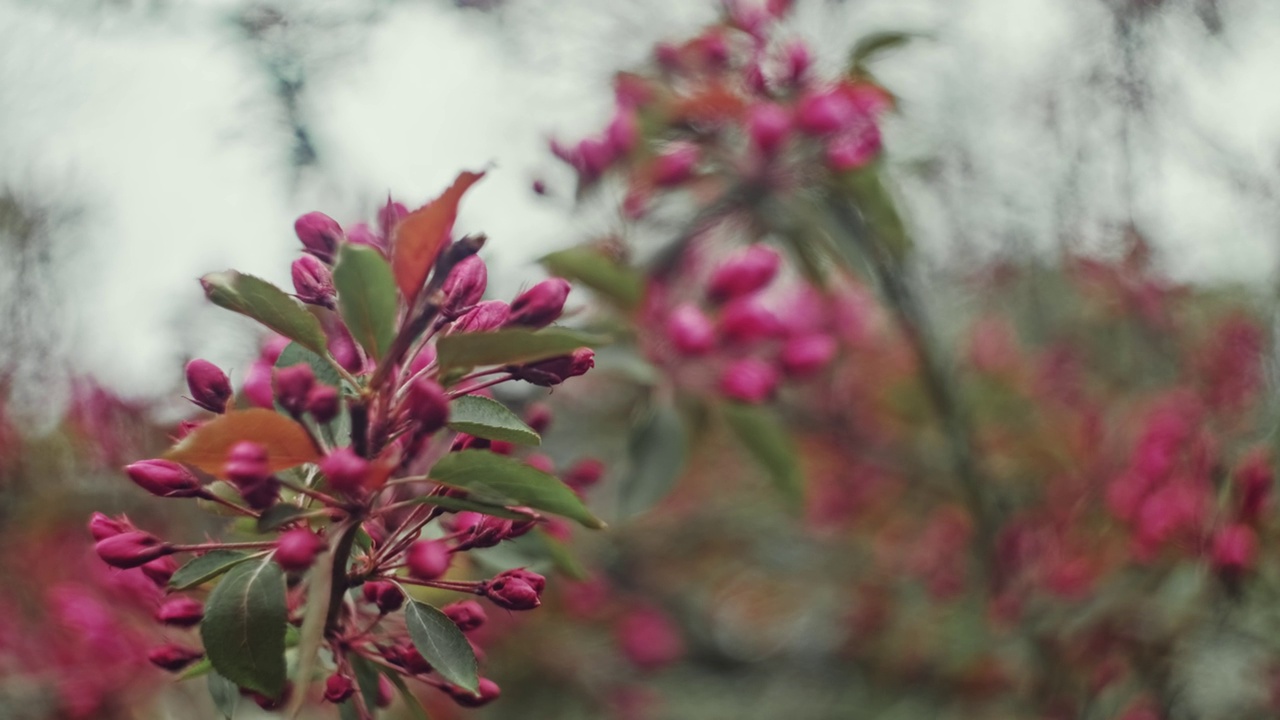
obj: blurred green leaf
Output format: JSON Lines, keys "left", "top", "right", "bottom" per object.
{"left": 404, "top": 599, "right": 479, "bottom": 693}
{"left": 436, "top": 327, "right": 608, "bottom": 370}
{"left": 447, "top": 395, "right": 541, "bottom": 446}
{"left": 428, "top": 450, "right": 605, "bottom": 529}
{"left": 256, "top": 505, "right": 313, "bottom": 533}
{"left": 275, "top": 341, "right": 344, "bottom": 390}
{"left": 380, "top": 669, "right": 430, "bottom": 720}
{"left": 541, "top": 246, "right": 644, "bottom": 310}
{"left": 177, "top": 657, "right": 212, "bottom": 680}
{"left": 348, "top": 653, "right": 383, "bottom": 717}
{"left": 207, "top": 671, "right": 240, "bottom": 720}
{"left": 201, "top": 271, "right": 329, "bottom": 355}
{"left": 169, "top": 550, "right": 253, "bottom": 591}
{"left": 620, "top": 401, "right": 687, "bottom": 517}
{"left": 723, "top": 403, "right": 804, "bottom": 509}
{"left": 850, "top": 31, "right": 918, "bottom": 68}
{"left": 397, "top": 493, "right": 533, "bottom": 521}
{"left": 333, "top": 243, "right": 398, "bottom": 361}
{"left": 200, "top": 557, "right": 288, "bottom": 699}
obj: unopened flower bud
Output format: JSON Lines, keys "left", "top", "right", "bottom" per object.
{"left": 125, "top": 459, "right": 204, "bottom": 499}
{"left": 324, "top": 673, "right": 355, "bottom": 704}
{"left": 95, "top": 531, "right": 173, "bottom": 569}
{"left": 507, "top": 278, "right": 571, "bottom": 329}
{"left": 747, "top": 103, "right": 791, "bottom": 155}
{"left": 88, "top": 512, "right": 132, "bottom": 541}
{"left": 306, "top": 384, "right": 340, "bottom": 423}
{"left": 224, "top": 441, "right": 271, "bottom": 487}
{"left": 407, "top": 378, "right": 450, "bottom": 435}
{"left": 443, "top": 678, "right": 501, "bottom": 708}
{"left": 826, "top": 125, "right": 881, "bottom": 172}
{"left": 459, "top": 517, "right": 513, "bottom": 550}
{"left": 174, "top": 420, "right": 202, "bottom": 439}
{"left": 795, "top": 89, "right": 854, "bottom": 135}
{"left": 510, "top": 348, "right": 595, "bottom": 387}
{"left": 783, "top": 40, "right": 811, "bottom": 84}
{"left": 616, "top": 607, "right": 685, "bottom": 670}
{"left": 719, "top": 297, "right": 782, "bottom": 344}
{"left": 606, "top": 108, "right": 640, "bottom": 155}
{"left": 441, "top": 255, "right": 488, "bottom": 319}
{"left": 707, "top": 244, "right": 780, "bottom": 301}
{"left": 406, "top": 540, "right": 452, "bottom": 580}
{"left": 720, "top": 358, "right": 779, "bottom": 404}
{"left": 362, "top": 580, "right": 404, "bottom": 613}
{"left": 347, "top": 222, "right": 385, "bottom": 252}
{"left": 185, "top": 359, "right": 232, "bottom": 413}
{"left": 276, "top": 529, "right": 326, "bottom": 572}
{"left": 566, "top": 458, "right": 605, "bottom": 492}
{"left": 1211, "top": 524, "right": 1258, "bottom": 574}
{"left": 294, "top": 212, "right": 343, "bottom": 263}
{"left": 652, "top": 143, "right": 699, "bottom": 187}
{"left": 577, "top": 137, "right": 614, "bottom": 179}
{"left": 451, "top": 299, "right": 510, "bottom": 334}
{"left": 524, "top": 404, "right": 553, "bottom": 434}
{"left": 141, "top": 556, "right": 179, "bottom": 587}
{"left": 378, "top": 197, "right": 409, "bottom": 239}
{"left": 525, "top": 454, "right": 555, "bottom": 474}
{"left": 274, "top": 364, "right": 315, "bottom": 416}
{"left": 780, "top": 334, "right": 837, "bottom": 377}
{"left": 482, "top": 568, "right": 544, "bottom": 610}
{"left": 291, "top": 255, "right": 336, "bottom": 309}
{"left": 147, "top": 644, "right": 204, "bottom": 672}
{"left": 666, "top": 303, "right": 715, "bottom": 356}
{"left": 320, "top": 448, "right": 369, "bottom": 495}
{"left": 443, "top": 600, "right": 487, "bottom": 632}
{"left": 156, "top": 597, "right": 205, "bottom": 627}
{"left": 243, "top": 360, "right": 276, "bottom": 409}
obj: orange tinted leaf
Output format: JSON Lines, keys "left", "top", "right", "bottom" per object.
{"left": 670, "top": 83, "right": 745, "bottom": 124}
{"left": 166, "top": 409, "right": 321, "bottom": 477}
{"left": 391, "top": 171, "right": 485, "bottom": 304}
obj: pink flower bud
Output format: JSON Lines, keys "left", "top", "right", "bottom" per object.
{"left": 652, "top": 143, "right": 699, "bottom": 187}
{"left": 362, "top": 580, "right": 404, "bottom": 613}
{"left": 274, "top": 363, "right": 315, "bottom": 416}
{"left": 262, "top": 336, "right": 290, "bottom": 364}
{"left": 719, "top": 297, "right": 781, "bottom": 344}
{"left": 720, "top": 358, "right": 779, "bottom": 404}
{"left": 451, "top": 300, "right": 510, "bottom": 333}
{"left": 125, "top": 459, "right": 204, "bottom": 498}
{"left": 457, "top": 516, "right": 515, "bottom": 550}
{"left": 95, "top": 531, "right": 173, "bottom": 569}
{"left": 155, "top": 597, "right": 204, "bottom": 627}
{"left": 291, "top": 255, "right": 336, "bottom": 309}
{"left": 348, "top": 223, "right": 386, "bottom": 252}
{"left": 698, "top": 31, "right": 729, "bottom": 69}
{"left": 376, "top": 675, "right": 394, "bottom": 708}
{"left": 443, "top": 600, "right": 487, "bottom": 632}
{"left": 565, "top": 458, "right": 605, "bottom": 491}
{"left": 141, "top": 556, "right": 179, "bottom": 587}
{"left": 147, "top": 644, "right": 204, "bottom": 672}
{"left": 524, "top": 404, "right": 553, "bottom": 434}
{"left": 510, "top": 348, "right": 595, "bottom": 387}
{"left": 174, "top": 419, "right": 202, "bottom": 439}
{"left": 320, "top": 448, "right": 369, "bottom": 495}
{"left": 606, "top": 108, "right": 640, "bottom": 156}
{"left": 224, "top": 441, "right": 271, "bottom": 487}
{"left": 482, "top": 568, "right": 544, "bottom": 610}
{"left": 525, "top": 454, "right": 555, "bottom": 474}
{"left": 185, "top": 359, "right": 232, "bottom": 413}
{"left": 324, "top": 673, "right": 355, "bottom": 704}
{"left": 378, "top": 198, "right": 409, "bottom": 239}
{"left": 406, "top": 540, "right": 452, "bottom": 580}
{"left": 666, "top": 303, "right": 716, "bottom": 356}
{"left": 616, "top": 607, "right": 684, "bottom": 670}
{"left": 747, "top": 103, "right": 791, "bottom": 155}
{"left": 441, "top": 255, "right": 488, "bottom": 319}
{"left": 1211, "top": 524, "right": 1258, "bottom": 573}
{"left": 655, "top": 42, "right": 682, "bottom": 71}
{"left": 406, "top": 378, "right": 450, "bottom": 435}
{"left": 88, "top": 512, "right": 132, "bottom": 541}
{"left": 294, "top": 211, "right": 342, "bottom": 263}
{"left": 577, "top": 137, "right": 614, "bottom": 179}
{"left": 507, "top": 278, "right": 571, "bottom": 328}
{"left": 443, "top": 678, "right": 501, "bottom": 708}
{"left": 306, "top": 384, "right": 340, "bottom": 423}
{"left": 243, "top": 360, "right": 276, "bottom": 409}
{"left": 489, "top": 439, "right": 515, "bottom": 455}
{"left": 795, "top": 89, "right": 854, "bottom": 135}
{"left": 783, "top": 40, "right": 811, "bottom": 84}
{"left": 826, "top": 125, "right": 881, "bottom": 171}
{"left": 1235, "top": 449, "right": 1272, "bottom": 524}
{"left": 707, "top": 244, "right": 780, "bottom": 301}
{"left": 275, "top": 529, "right": 326, "bottom": 572}
{"left": 780, "top": 334, "right": 837, "bottom": 377}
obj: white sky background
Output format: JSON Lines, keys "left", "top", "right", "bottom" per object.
{"left": 1, "top": 0, "right": 1278, "bottom": 429}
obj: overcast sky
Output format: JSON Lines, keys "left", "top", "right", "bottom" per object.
{"left": 2, "top": 0, "right": 1278, "bottom": 429}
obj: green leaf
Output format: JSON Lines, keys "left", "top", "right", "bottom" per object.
{"left": 429, "top": 450, "right": 605, "bottom": 529}
{"left": 200, "top": 558, "right": 288, "bottom": 699}
{"left": 208, "top": 671, "right": 241, "bottom": 720}
{"left": 436, "top": 327, "right": 608, "bottom": 370}
{"left": 540, "top": 246, "right": 643, "bottom": 310}
{"left": 447, "top": 395, "right": 540, "bottom": 446}
{"left": 839, "top": 166, "right": 911, "bottom": 261}
{"left": 850, "top": 30, "right": 918, "bottom": 67}
{"left": 338, "top": 700, "right": 360, "bottom": 720}
{"left": 404, "top": 599, "right": 479, "bottom": 693}
{"left": 380, "top": 669, "right": 430, "bottom": 720}
{"left": 284, "top": 550, "right": 332, "bottom": 719}
{"left": 397, "top": 493, "right": 533, "bottom": 520}
{"left": 536, "top": 530, "right": 589, "bottom": 580}
{"left": 723, "top": 403, "right": 804, "bottom": 509}
{"left": 256, "top": 505, "right": 314, "bottom": 533}
{"left": 201, "top": 271, "right": 329, "bottom": 355}
{"left": 348, "top": 653, "right": 383, "bottom": 718}
{"left": 333, "top": 243, "right": 399, "bottom": 361}
{"left": 169, "top": 550, "right": 253, "bottom": 591}
{"left": 620, "top": 402, "right": 686, "bottom": 517}
{"left": 178, "top": 657, "right": 213, "bottom": 680}
{"left": 275, "top": 341, "right": 344, "bottom": 390}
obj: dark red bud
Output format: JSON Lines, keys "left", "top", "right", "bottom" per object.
{"left": 323, "top": 673, "right": 355, "bottom": 704}
{"left": 275, "top": 529, "right": 326, "bottom": 572}
{"left": 458, "top": 517, "right": 513, "bottom": 550}
{"left": 273, "top": 364, "right": 315, "bottom": 416}
{"left": 147, "top": 644, "right": 204, "bottom": 672}
{"left": 125, "top": 459, "right": 204, "bottom": 498}
{"left": 406, "top": 379, "right": 450, "bottom": 435}
{"left": 441, "top": 255, "right": 489, "bottom": 319}
{"left": 565, "top": 458, "right": 605, "bottom": 491}
{"left": 320, "top": 448, "right": 368, "bottom": 495}
{"left": 185, "top": 359, "right": 232, "bottom": 413}
{"left": 451, "top": 300, "right": 510, "bottom": 333}
{"left": 482, "top": 568, "right": 544, "bottom": 611}
{"left": 141, "top": 555, "right": 179, "bottom": 587}
{"left": 95, "top": 532, "right": 173, "bottom": 569}
{"left": 506, "top": 278, "right": 571, "bottom": 329}
{"left": 361, "top": 580, "right": 404, "bottom": 613}
{"left": 291, "top": 255, "right": 336, "bottom": 309}
{"left": 524, "top": 403, "right": 553, "bottom": 434}
{"left": 406, "top": 540, "right": 452, "bottom": 580}
{"left": 88, "top": 512, "right": 132, "bottom": 541}
{"left": 294, "top": 211, "right": 342, "bottom": 263}
{"left": 1211, "top": 524, "right": 1258, "bottom": 574}
{"left": 510, "top": 348, "right": 594, "bottom": 387}
{"left": 224, "top": 441, "right": 272, "bottom": 487}
{"left": 443, "top": 677, "right": 501, "bottom": 708}
{"left": 442, "top": 600, "right": 487, "bottom": 632}
{"left": 306, "top": 384, "right": 341, "bottom": 424}
{"left": 156, "top": 597, "right": 205, "bottom": 627}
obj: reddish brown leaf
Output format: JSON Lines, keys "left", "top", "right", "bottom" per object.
{"left": 391, "top": 171, "right": 485, "bottom": 304}
{"left": 166, "top": 409, "right": 321, "bottom": 477}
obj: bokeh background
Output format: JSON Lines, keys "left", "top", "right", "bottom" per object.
{"left": 4, "top": 1, "right": 1280, "bottom": 719}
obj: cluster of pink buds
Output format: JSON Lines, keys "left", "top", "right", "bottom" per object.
{"left": 645, "top": 243, "right": 837, "bottom": 404}
{"left": 547, "top": 0, "right": 891, "bottom": 216}
{"left": 90, "top": 172, "right": 605, "bottom": 717}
